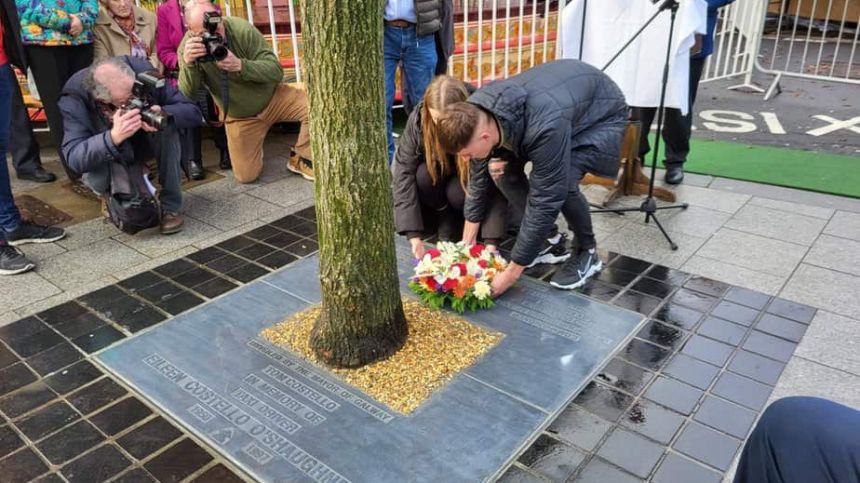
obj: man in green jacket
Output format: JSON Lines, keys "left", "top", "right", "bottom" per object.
{"left": 179, "top": 0, "right": 312, "bottom": 183}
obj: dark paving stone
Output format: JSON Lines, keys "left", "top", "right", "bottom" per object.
{"left": 644, "top": 265, "right": 688, "bottom": 286}
{"left": 755, "top": 313, "right": 807, "bottom": 343}
{"left": 172, "top": 267, "right": 217, "bottom": 289}
{"left": 597, "top": 427, "right": 665, "bottom": 478}
{"left": 609, "top": 255, "right": 652, "bottom": 274}
{"left": 547, "top": 405, "right": 614, "bottom": 452}
{"left": 681, "top": 335, "right": 735, "bottom": 367}
{"left": 743, "top": 331, "right": 797, "bottom": 363}
{"left": 155, "top": 291, "right": 205, "bottom": 316}
{"left": 286, "top": 220, "right": 317, "bottom": 238}
{"left": 244, "top": 225, "right": 282, "bottom": 242}
{"left": 271, "top": 214, "right": 306, "bottom": 231}
{"left": 0, "top": 448, "right": 50, "bottom": 483}
{"left": 598, "top": 357, "right": 655, "bottom": 396}
{"left": 205, "top": 253, "right": 246, "bottom": 275}
{"left": 644, "top": 376, "right": 703, "bottom": 415}
{"left": 0, "top": 316, "right": 47, "bottom": 343}
{"left": 579, "top": 279, "right": 622, "bottom": 302}
{"left": 594, "top": 267, "right": 639, "bottom": 287}
{"left": 36, "top": 302, "right": 90, "bottom": 326}
{"left": 153, "top": 259, "right": 197, "bottom": 279}
{"left": 117, "top": 306, "right": 167, "bottom": 334}
{"left": 766, "top": 298, "right": 816, "bottom": 324}
{"left": 637, "top": 320, "right": 688, "bottom": 352}
{"left": 698, "top": 317, "right": 748, "bottom": 346}
{"left": 284, "top": 239, "right": 319, "bottom": 257}
{"left": 33, "top": 473, "right": 65, "bottom": 483}
{"left": 117, "top": 272, "right": 164, "bottom": 294}
{"left": 44, "top": 360, "right": 103, "bottom": 395}
{"left": 25, "top": 341, "right": 83, "bottom": 376}
{"left": 712, "top": 372, "right": 773, "bottom": 411}
{"left": 694, "top": 395, "right": 757, "bottom": 439}
{"left": 137, "top": 281, "right": 186, "bottom": 304}
{"left": 78, "top": 285, "right": 129, "bottom": 314}
{"left": 144, "top": 438, "right": 214, "bottom": 483}
{"left": 67, "top": 378, "right": 128, "bottom": 415}
{"left": 257, "top": 250, "right": 299, "bottom": 270}
{"left": 632, "top": 278, "right": 676, "bottom": 299}
{"left": 613, "top": 290, "right": 662, "bottom": 316}
{"left": 186, "top": 246, "right": 228, "bottom": 265}
{"left": 518, "top": 434, "right": 585, "bottom": 481}
{"left": 0, "top": 363, "right": 38, "bottom": 397}
{"left": 724, "top": 286, "right": 772, "bottom": 310}
{"left": 216, "top": 236, "right": 256, "bottom": 253}
{"left": 36, "top": 420, "right": 105, "bottom": 464}
{"left": 572, "top": 381, "right": 635, "bottom": 422}
{"left": 621, "top": 400, "right": 685, "bottom": 445}
{"left": 522, "top": 263, "right": 555, "bottom": 281}
{"left": 294, "top": 206, "right": 317, "bottom": 221}
{"left": 0, "top": 343, "right": 18, "bottom": 370}
{"left": 191, "top": 464, "right": 244, "bottom": 483}
{"left": 711, "top": 301, "right": 761, "bottom": 327}
{"left": 261, "top": 230, "right": 302, "bottom": 250}
{"left": 728, "top": 350, "right": 785, "bottom": 386}
{"left": 3, "top": 327, "right": 64, "bottom": 358}
{"left": 90, "top": 397, "right": 152, "bottom": 436}
{"left": 226, "top": 263, "right": 270, "bottom": 283}
{"left": 674, "top": 421, "right": 741, "bottom": 471}
{"left": 16, "top": 401, "right": 80, "bottom": 441}
{"left": 669, "top": 288, "right": 718, "bottom": 313}
{"left": 84, "top": 293, "right": 155, "bottom": 326}
{"left": 0, "top": 424, "right": 24, "bottom": 458}
{"left": 236, "top": 242, "right": 277, "bottom": 261}
{"left": 576, "top": 458, "right": 641, "bottom": 483}
{"left": 663, "top": 353, "right": 720, "bottom": 390}
{"left": 652, "top": 452, "right": 722, "bottom": 483}
{"left": 53, "top": 313, "right": 106, "bottom": 340}
{"left": 71, "top": 325, "right": 126, "bottom": 353}
{"left": 652, "top": 303, "right": 704, "bottom": 331}
{"left": 684, "top": 276, "right": 730, "bottom": 298}
{"left": 193, "top": 276, "right": 238, "bottom": 299}
{"left": 117, "top": 416, "right": 183, "bottom": 460}
{"left": 114, "top": 469, "right": 157, "bottom": 483}
{"left": 495, "top": 466, "right": 545, "bottom": 483}
{"left": 0, "top": 382, "right": 57, "bottom": 419}
{"left": 620, "top": 338, "right": 672, "bottom": 371}
{"left": 61, "top": 444, "right": 131, "bottom": 482}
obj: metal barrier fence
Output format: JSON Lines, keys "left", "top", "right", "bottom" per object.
{"left": 701, "top": 0, "right": 767, "bottom": 93}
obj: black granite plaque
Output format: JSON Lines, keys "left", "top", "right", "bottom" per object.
{"left": 98, "top": 240, "right": 643, "bottom": 482}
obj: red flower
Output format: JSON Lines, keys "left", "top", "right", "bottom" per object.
{"left": 442, "top": 278, "right": 459, "bottom": 292}
{"left": 427, "top": 249, "right": 441, "bottom": 259}
{"left": 469, "top": 244, "right": 485, "bottom": 258}
{"left": 478, "top": 259, "right": 489, "bottom": 269}
{"left": 453, "top": 263, "right": 467, "bottom": 276}
{"left": 422, "top": 277, "right": 439, "bottom": 291}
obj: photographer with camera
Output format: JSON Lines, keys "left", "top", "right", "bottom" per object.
{"left": 58, "top": 56, "right": 202, "bottom": 235}
{"left": 179, "top": 0, "right": 313, "bottom": 184}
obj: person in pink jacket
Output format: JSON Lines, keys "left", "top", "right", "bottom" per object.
{"left": 156, "top": 0, "right": 230, "bottom": 179}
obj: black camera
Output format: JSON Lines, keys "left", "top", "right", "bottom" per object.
{"left": 125, "top": 72, "right": 173, "bottom": 130}
{"left": 200, "top": 11, "right": 228, "bottom": 62}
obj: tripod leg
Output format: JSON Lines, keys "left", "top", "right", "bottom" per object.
{"left": 649, "top": 213, "right": 678, "bottom": 251}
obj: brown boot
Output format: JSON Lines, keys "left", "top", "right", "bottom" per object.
{"left": 287, "top": 153, "right": 314, "bottom": 181}
{"left": 100, "top": 196, "right": 110, "bottom": 220}
{"left": 160, "top": 212, "right": 184, "bottom": 235}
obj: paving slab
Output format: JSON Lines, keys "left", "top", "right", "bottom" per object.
{"left": 747, "top": 197, "right": 835, "bottom": 220}
{"left": 696, "top": 229, "right": 806, "bottom": 278}
{"left": 36, "top": 239, "right": 150, "bottom": 291}
{"left": 781, "top": 264, "right": 860, "bottom": 320}
{"left": 769, "top": 357, "right": 860, "bottom": 410}
{"left": 681, "top": 256, "right": 785, "bottom": 296}
{"left": 724, "top": 205, "right": 827, "bottom": 246}
{"left": 823, "top": 211, "right": 860, "bottom": 240}
{"left": 794, "top": 311, "right": 860, "bottom": 377}
{"left": 600, "top": 223, "right": 707, "bottom": 270}
{"left": 804, "top": 234, "right": 860, "bottom": 277}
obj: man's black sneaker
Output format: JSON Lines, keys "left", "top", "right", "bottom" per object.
{"left": 5, "top": 222, "right": 66, "bottom": 246}
{"left": 549, "top": 248, "right": 603, "bottom": 290}
{"left": 0, "top": 245, "right": 36, "bottom": 275}
{"left": 527, "top": 233, "right": 571, "bottom": 268}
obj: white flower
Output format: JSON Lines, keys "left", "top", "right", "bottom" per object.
{"left": 415, "top": 256, "right": 436, "bottom": 276}
{"left": 474, "top": 280, "right": 491, "bottom": 300}
{"left": 466, "top": 259, "right": 482, "bottom": 276}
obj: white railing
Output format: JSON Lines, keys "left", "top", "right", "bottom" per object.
{"left": 701, "top": 0, "right": 768, "bottom": 93}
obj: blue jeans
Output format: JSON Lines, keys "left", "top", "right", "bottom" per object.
{"left": 0, "top": 64, "right": 23, "bottom": 243}
{"left": 384, "top": 25, "right": 437, "bottom": 162}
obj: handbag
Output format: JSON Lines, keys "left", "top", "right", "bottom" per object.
{"left": 106, "top": 158, "right": 160, "bottom": 235}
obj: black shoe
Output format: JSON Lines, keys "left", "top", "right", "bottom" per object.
{"left": 219, "top": 150, "right": 232, "bottom": 170}
{"left": 527, "top": 233, "right": 571, "bottom": 268}
{"left": 17, "top": 167, "right": 57, "bottom": 183}
{"left": 665, "top": 165, "right": 685, "bottom": 185}
{"left": 5, "top": 222, "right": 66, "bottom": 246}
{"left": 549, "top": 248, "right": 603, "bottom": 290}
{"left": 189, "top": 160, "right": 205, "bottom": 181}
{"left": 0, "top": 245, "right": 35, "bottom": 275}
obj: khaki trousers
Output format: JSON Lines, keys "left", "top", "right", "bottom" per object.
{"left": 224, "top": 83, "right": 312, "bottom": 183}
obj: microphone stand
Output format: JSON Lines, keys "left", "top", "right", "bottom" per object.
{"left": 590, "top": 0, "right": 689, "bottom": 250}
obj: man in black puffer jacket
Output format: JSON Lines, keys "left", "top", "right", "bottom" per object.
{"left": 438, "top": 59, "right": 628, "bottom": 295}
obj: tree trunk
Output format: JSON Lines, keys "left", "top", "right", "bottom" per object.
{"left": 302, "top": 0, "right": 407, "bottom": 368}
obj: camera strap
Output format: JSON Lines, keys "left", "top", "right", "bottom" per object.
{"left": 220, "top": 70, "right": 229, "bottom": 119}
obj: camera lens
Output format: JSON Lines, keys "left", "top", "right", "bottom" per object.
{"left": 212, "top": 44, "right": 228, "bottom": 61}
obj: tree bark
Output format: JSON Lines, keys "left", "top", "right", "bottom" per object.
{"left": 302, "top": 0, "right": 407, "bottom": 368}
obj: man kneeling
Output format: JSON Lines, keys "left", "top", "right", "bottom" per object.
{"left": 59, "top": 56, "right": 202, "bottom": 235}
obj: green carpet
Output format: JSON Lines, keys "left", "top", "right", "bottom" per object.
{"left": 649, "top": 135, "right": 860, "bottom": 198}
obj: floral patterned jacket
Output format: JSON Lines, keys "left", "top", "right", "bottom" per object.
{"left": 16, "top": 0, "right": 98, "bottom": 46}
